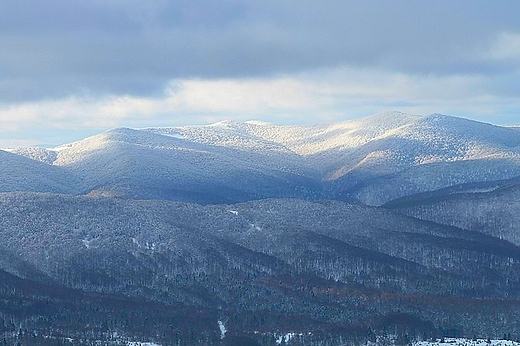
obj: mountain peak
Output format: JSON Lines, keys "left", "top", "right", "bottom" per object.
{"left": 244, "top": 120, "right": 273, "bottom": 126}
{"left": 209, "top": 120, "right": 237, "bottom": 127}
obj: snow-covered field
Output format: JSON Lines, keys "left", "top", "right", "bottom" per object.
{"left": 413, "top": 338, "right": 520, "bottom": 346}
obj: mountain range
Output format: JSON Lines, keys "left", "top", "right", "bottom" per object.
{"left": 1, "top": 111, "right": 520, "bottom": 345}
{"left": 7, "top": 111, "right": 520, "bottom": 205}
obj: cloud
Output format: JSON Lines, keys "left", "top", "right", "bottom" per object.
{"left": 1, "top": 1, "right": 520, "bottom": 103}
{"left": 1, "top": 1, "right": 519, "bottom": 146}
{"left": 486, "top": 32, "right": 520, "bottom": 63}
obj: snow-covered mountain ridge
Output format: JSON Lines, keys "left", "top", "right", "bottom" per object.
{"left": 6, "top": 111, "right": 520, "bottom": 204}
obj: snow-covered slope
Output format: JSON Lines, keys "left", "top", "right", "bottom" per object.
{"left": 7, "top": 146, "right": 57, "bottom": 164}
{"left": 8, "top": 111, "right": 520, "bottom": 204}
{"left": 143, "top": 111, "right": 520, "bottom": 204}
{"left": 0, "top": 149, "right": 79, "bottom": 194}
{"left": 336, "top": 114, "right": 520, "bottom": 204}
{"left": 49, "top": 127, "right": 321, "bottom": 202}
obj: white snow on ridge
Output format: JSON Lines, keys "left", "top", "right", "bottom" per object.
{"left": 244, "top": 120, "right": 272, "bottom": 125}
{"left": 144, "top": 127, "right": 184, "bottom": 139}
{"left": 240, "top": 110, "right": 422, "bottom": 156}
{"left": 146, "top": 121, "right": 293, "bottom": 153}
{"left": 6, "top": 146, "right": 58, "bottom": 164}
{"left": 13, "top": 111, "right": 520, "bottom": 174}
{"left": 5, "top": 111, "right": 520, "bottom": 204}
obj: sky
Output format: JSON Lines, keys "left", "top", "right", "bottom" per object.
{"left": 1, "top": 0, "right": 520, "bottom": 147}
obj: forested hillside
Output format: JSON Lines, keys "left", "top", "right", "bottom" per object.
{"left": 1, "top": 193, "right": 520, "bottom": 345}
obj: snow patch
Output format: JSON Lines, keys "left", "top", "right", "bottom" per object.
{"left": 131, "top": 237, "right": 156, "bottom": 250}
{"left": 218, "top": 320, "right": 227, "bottom": 339}
{"left": 81, "top": 239, "right": 92, "bottom": 249}
{"left": 413, "top": 338, "right": 520, "bottom": 346}
{"left": 276, "top": 332, "right": 302, "bottom": 344}
{"left": 249, "top": 223, "right": 262, "bottom": 231}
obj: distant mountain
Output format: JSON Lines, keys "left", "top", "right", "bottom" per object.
{"left": 233, "top": 111, "right": 520, "bottom": 204}
{"left": 0, "top": 149, "right": 79, "bottom": 194}
{"left": 11, "top": 111, "right": 520, "bottom": 205}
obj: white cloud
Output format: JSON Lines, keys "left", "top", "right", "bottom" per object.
{"left": 487, "top": 32, "right": 520, "bottom": 62}
{"left": 167, "top": 78, "right": 320, "bottom": 112}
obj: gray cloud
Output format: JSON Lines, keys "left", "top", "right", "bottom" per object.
{"left": 1, "top": 0, "right": 519, "bottom": 102}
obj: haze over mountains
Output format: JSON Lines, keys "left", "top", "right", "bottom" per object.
{"left": 2, "top": 111, "right": 520, "bottom": 345}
